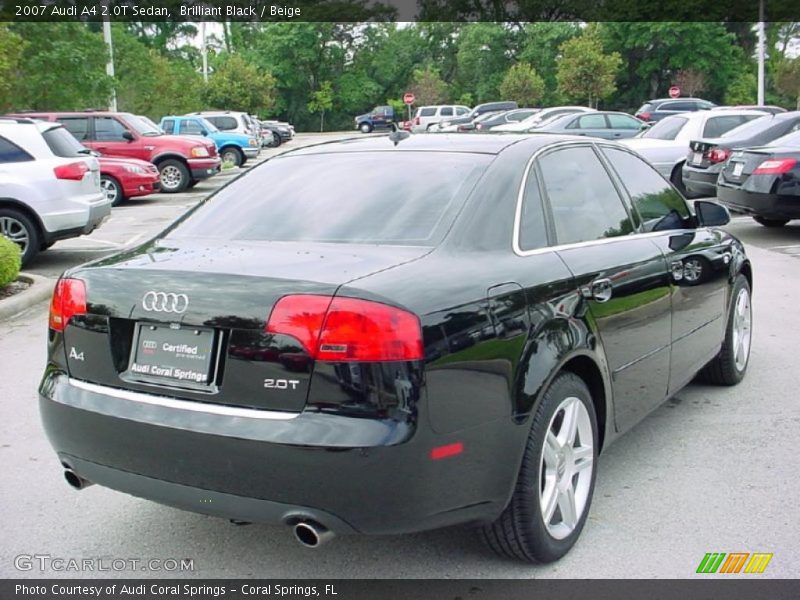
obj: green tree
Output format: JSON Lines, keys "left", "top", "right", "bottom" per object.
{"left": 556, "top": 28, "right": 621, "bottom": 108}
{"left": 454, "top": 23, "right": 512, "bottom": 103}
{"left": 307, "top": 81, "right": 334, "bottom": 131}
{"left": 775, "top": 58, "right": 800, "bottom": 110}
{"left": 725, "top": 70, "right": 757, "bottom": 105}
{"left": 408, "top": 66, "right": 449, "bottom": 106}
{"left": 517, "top": 22, "right": 580, "bottom": 105}
{"left": 0, "top": 24, "right": 25, "bottom": 111}
{"left": 499, "top": 63, "right": 545, "bottom": 107}
{"left": 204, "top": 53, "right": 277, "bottom": 115}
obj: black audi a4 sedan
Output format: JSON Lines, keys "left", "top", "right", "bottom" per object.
{"left": 40, "top": 133, "right": 752, "bottom": 563}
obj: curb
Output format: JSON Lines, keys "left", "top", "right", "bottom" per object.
{"left": 0, "top": 273, "right": 54, "bottom": 321}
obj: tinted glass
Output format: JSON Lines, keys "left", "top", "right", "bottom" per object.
{"left": 703, "top": 115, "right": 749, "bottom": 138}
{"left": 456, "top": 107, "right": 469, "bottom": 115}
{"left": 766, "top": 129, "right": 800, "bottom": 147}
{"left": 607, "top": 114, "right": 642, "bottom": 129}
{"left": 168, "top": 152, "right": 491, "bottom": 246}
{"left": 57, "top": 117, "right": 90, "bottom": 141}
{"left": 183, "top": 120, "right": 205, "bottom": 135}
{"left": 518, "top": 167, "right": 548, "bottom": 251}
{"left": 198, "top": 117, "right": 219, "bottom": 132}
{"left": 721, "top": 115, "right": 771, "bottom": 139}
{"left": 209, "top": 116, "right": 238, "bottom": 131}
{"left": 420, "top": 108, "right": 436, "bottom": 117}
{"left": 0, "top": 135, "right": 33, "bottom": 163}
{"left": 664, "top": 101, "right": 694, "bottom": 112}
{"left": 641, "top": 116, "right": 687, "bottom": 140}
{"left": 161, "top": 119, "right": 175, "bottom": 134}
{"left": 440, "top": 107, "right": 453, "bottom": 116}
{"left": 539, "top": 147, "right": 633, "bottom": 245}
{"left": 603, "top": 147, "right": 690, "bottom": 232}
{"left": 94, "top": 117, "right": 129, "bottom": 141}
{"left": 42, "top": 126, "right": 85, "bottom": 158}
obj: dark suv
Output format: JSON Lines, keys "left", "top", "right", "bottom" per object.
{"left": 12, "top": 112, "right": 221, "bottom": 193}
{"left": 354, "top": 106, "right": 396, "bottom": 133}
{"left": 635, "top": 98, "right": 716, "bottom": 123}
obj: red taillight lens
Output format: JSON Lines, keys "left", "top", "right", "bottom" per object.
{"left": 638, "top": 112, "right": 652, "bottom": 122}
{"left": 753, "top": 158, "right": 797, "bottom": 174}
{"left": 53, "top": 162, "right": 89, "bottom": 181}
{"left": 49, "top": 278, "right": 87, "bottom": 331}
{"left": 266, "top": 295, "right": 423, "bottom": 362}
{"left": 708, "top": 148, "right": 731, "bottom": 164}
{"left": 414, "top": 117, "right": 420, "bottom": 125}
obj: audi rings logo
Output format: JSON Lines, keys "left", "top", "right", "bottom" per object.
{"left": 142, "top": 292, "right": 189, "bottom": 313}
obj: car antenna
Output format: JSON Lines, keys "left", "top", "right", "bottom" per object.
{"left": 388, "top": 130, "right": 411, "bottom": 146}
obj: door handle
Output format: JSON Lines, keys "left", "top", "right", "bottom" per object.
{"left": 581, "top": 278, "right": 613, "bottom": 303}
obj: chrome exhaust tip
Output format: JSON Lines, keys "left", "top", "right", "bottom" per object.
{"left": 293, "top": 521, "right": 334, "bottom": 548}
{"left": 63, "top": 469, "right": 94, "bottom": 490}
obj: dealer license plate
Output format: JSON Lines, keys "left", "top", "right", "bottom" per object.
{"left": 129, "top": 323, "right": 215, "bottom": 387}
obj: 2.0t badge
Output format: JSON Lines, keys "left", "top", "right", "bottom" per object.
{"left": 142, "top": 291, "right": 189, "bottom": 313}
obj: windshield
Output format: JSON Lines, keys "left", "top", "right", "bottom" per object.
{"left": 123, "top": 113, "right": 162, "bottom": 136}
{"left": 766, "top": 129, "right": 800, "bottom": 147}
{"left": 720, "top": 115, "right": 771, "bottom": 139}
{"left": 167, "top": 152, "right": 491, "bottom": 246}
{"left": 641, "top": 116, "right": 688, "bottom": 140}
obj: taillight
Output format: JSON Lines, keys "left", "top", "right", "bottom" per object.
{"left": 53, "top": 162, "right": 89, "bottom": 181}
{"left": 708, "top": 148, "right": 731, "bottom": 164}
{"left": 49, "top": 278, "right": 87, "bottom": 331}
{"left": 266, "top": 295, "right": 423, "bottom": 362}
{"left": 414, "top": 116, "right": 420, "bottom": 125}
{"left": 753, "top": 158, "right": 797, "bottom": 174}
{"left": 638, "top": 112, "right": 652, "bottom": 122}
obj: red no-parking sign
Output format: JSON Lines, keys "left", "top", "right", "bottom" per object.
{"left": 669, "top": 86, "right": 681, "bottom": 98}
{"left": 403, "top": 92, "right": 415, "bottom": 105}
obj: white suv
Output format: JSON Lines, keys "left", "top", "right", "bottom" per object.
{"left": 0, "top": 118, "right": 109, "bottom": 265}
{"left": 190, "top": 111, "right": 259, "bottom": 138}
{"left": 411, "top": 105, "right": 471, "bottom": 133}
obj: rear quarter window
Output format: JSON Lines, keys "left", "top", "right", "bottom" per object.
{"left": 420, "top": 108, "right": 437, "bottom": 117}
{"left": 0, "top": 135, "right": 33, "bottom": 163}
{"left": 41, "top": 126, "right": 85, "bottom": 158}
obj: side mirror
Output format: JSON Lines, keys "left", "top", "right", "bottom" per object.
{"left": 695, "top": 200, "right": 730, "bottom": 227}
{"left": 639, "top": 122, "right": 651, "bottom": 130}
{"left": 122, "top": 130, "right": 135, "bottom": 142}
{"left": 200, "top": 130, "right": 208, "bottom": 136}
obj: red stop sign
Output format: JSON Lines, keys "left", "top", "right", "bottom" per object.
{"left": 669, "top": 86, "right": 681, "bottom": 99}
{"left": 403, "top": 92, "right": 415, "bottom": 105}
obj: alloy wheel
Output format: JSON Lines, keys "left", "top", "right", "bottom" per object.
{"left": 0, "top": 216, "right": 29, "bottom": 256}
{"left": 100, "top": 178, "right": 118, "bottom": 204}
{"left": 539, "top": 396, "right": 594, "bottom": 540}
{"left": 160, "top": 165, "right": 182, "bottom": 190}
{"left": 732, "top": 287, "right": 752, "bottom": 372}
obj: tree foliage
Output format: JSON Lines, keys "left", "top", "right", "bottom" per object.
{"left": 0, "top": 24, "right": 24, "bottom": 111}
{"left": 499, "top": 63, "right": 545, "bottom": 107}
{"left": 409, "top": 67, "right": 449, "bottom": 106}
{"left": 775, "top": 59, "right": 800, "bottom": 110}
{"left": 307, "top": 81, "right": 334, "bottom": 132}
{"left": 204, "top": 53, "right": 277, "bottom": 115}
{"left": 556, "top": 28, "right": 622, "bottom": 108}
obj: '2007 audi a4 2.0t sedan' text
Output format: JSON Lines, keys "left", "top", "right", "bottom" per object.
{"left": 39, "top": 133, "right": 752, "bottom": 563}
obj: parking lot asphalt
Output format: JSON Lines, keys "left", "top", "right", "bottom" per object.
{"left": 0, "top": 133, "right": 798, "bottom": 578}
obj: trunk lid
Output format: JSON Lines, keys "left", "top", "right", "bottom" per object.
{"left": 62, "top": 240, "right": 429, "bottom": 412}
{"left": 719, "top": 148, "right": 773, "bottom": 187}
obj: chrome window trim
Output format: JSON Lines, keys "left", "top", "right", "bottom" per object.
{"left": 68, "top": 378, "right": 300, "bottom": 421}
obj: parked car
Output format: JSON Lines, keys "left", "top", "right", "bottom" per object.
{"left": 492, "top": 106, "right": 595, "bottom": 132}
{"left": 98, "top": 157, "right": 160, "bottom": 207}
{"left": 410, "top": 105, "right": 471, "bottom": 133}
{"left": 683, "top": 111, "right": 800, "bottom": 197}
{"left": 354, "top": 105, "right": 396, "bottom": 133}
{"left": 260, "top": 120, "right": 293, "bottom": 147}
{"left": 635, "top": 98, "right": 716, "bottom": 123}
{"left": 443, "top": 110, "right": 504, "bottom": 133}
{"left": 474, "top": 108, "right": 540, "bottom": 131}
{"left": 523, "top": 111, "right": 647, "bottom": 140}
{"left": 716, "top": 128, "right": 800, "bottom": 227}
{"left": 11, "top": 111, "right": 221, "bottom": 193}
{"left": 433, "top": 101, "right": 519, "bottom": 132}
{"left": 190, "top": 111, "right": 260, "bottom": 139}
{"left": 621, "top": 109, "right": 765, "bottom": 195}
{"left": 160, "top": 115, "right": 259, "bottom": 167}
{"left": 712, "top": 105, "right": 787, "bottom": 115}
{"left": 40, "top": 133, "right": 751, "bottom": 564}
{"left": 0, "top": 117, "right": 109, "bottom": 265}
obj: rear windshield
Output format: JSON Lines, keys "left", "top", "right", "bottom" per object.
{"left": 766, "top": 129, "right": 800, "bottom": 147}
{"left": 637, "top": 103, "right": 654, "bottom": 113}
{"left": 640, "top": 116, "right": 687, "bottom": 140}
{"left": 167, "top": 152, "right": 491, "bottom": 246}
{"left": 720, "top": 115, "right": 772, "bottom": 139}
{"left": 42, "top": 126, "right": 85, "bottom": 157}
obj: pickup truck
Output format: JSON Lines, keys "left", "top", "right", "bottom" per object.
{"left": 160, "top": 115, "right": 259, "bottom": 167}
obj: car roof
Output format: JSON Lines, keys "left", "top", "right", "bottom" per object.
{"left": 648, "top": 98, "right": 712, "bottom": 105}
{"left": 283, "top": 133, "right": 591, "bottom": 157}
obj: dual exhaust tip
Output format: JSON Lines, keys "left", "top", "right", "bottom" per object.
{"left": 63, "top": 468, "right": 334, "bottom": 548}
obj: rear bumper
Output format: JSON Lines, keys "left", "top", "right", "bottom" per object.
{"left": 41, "top": 192, "right": 111, "bottom": 243}
{"left": 39, "top": 370, "right": 522, "bottom": 535}
{"left": 716, "top": 183, "right": 800, "bottom": 219}
{"left": 188, "top": 158, "right": 222, "bottom": 180}
{"left": 682, "top": 165, "right": 719, "bottom": 196}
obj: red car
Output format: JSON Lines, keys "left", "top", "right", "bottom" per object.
{"left": 98, "top": 157, "right": 160, "bottom": 207}
{"left": 9, "top": 111, "right": 221, "bottom": 193}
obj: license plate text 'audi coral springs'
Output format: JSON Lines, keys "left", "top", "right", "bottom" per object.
{"left": 40, "top": 133, "right": 752, "bottom": 563}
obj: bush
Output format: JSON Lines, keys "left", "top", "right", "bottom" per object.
{"left": 0, "top": 236, "right": 21, "bottom": 287}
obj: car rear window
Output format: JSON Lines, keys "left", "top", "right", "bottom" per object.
{"left": 641, "top": 116, "right": 687, "bottom": 140}
{"left": 168, "top": 152, "right": 492, "bottom": 246}
{"left": 766, "top": 129, "right": 800, "bottom": 147}
{"left": 721, "top": 115, "right": 771, "bottom": 139}
{"left": 636, "top": 103, "right": 654, "bottom": 114}
{"left": 41, "top": 126, "right": 85, "bottom": 158}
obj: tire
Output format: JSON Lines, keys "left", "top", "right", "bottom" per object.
{"left": 753, "top": 216, "right": 789, "bottom": 228}
{"left": 186, "top": 180, "right": 198, "bottom": 189}
{"left": 698, "top": 274, "right": 752, "bottom": 386}
{"left": 220, "top": 147, "right": 244, "bottom": 168}
{"left": 359, "top": 122, "right": 372, "bottom": 134}
{"left": 480, "top": 372, "right": 598, "bottom": 563}
{"left": 0, "top": 208, "right": 40, "bottom": 266}
{"left": 157, "top": 159, "right": 190, "bottom": 193}
{"left": 100, "top": 175, "right": 124, "bottom": 207}
{"left": 271, "top": 132, "right": 282, "bottom": 147}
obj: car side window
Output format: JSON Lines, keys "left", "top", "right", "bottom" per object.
{"left": 0, "top": 135, "right": 33, "bottom": 163}
{"left": 94, "top": 117, "right": 130, "bottom": 141}
{"left": 703, "top": 115, "right": 746, "bottom": 138}
{"left": 420, "top": 108, "right": 436, "bottom": 117}
{"left": 213, "top": 116, "right": 237, "bottom": 131}
{"left": 602, "top": 147, "right": 690, "bottom": 232}
{"left": 440, "top": 107, "right": 453, "bottom": 117}
{"left": 456, "top": 107, "right": 469, "bottom": 116}
{"left": 576, "top": 114, "right": 608, "bottom": 129}
{"left": 57, "top": 117, "right": 90, "bottom": 141}
{"left": 607, "top": 114, "right": 642, "bottom": 129}
{"left": 539, "top": 146, "right": 634, "bottom": 245}
{"left": 161, "top": 119, "right": 175, "bottom": 134}
{"left": 183, "top": 120, "right": 205, "bottom": 135}
{"left": 517, "top": 166, "right": 548, "bottom": 251}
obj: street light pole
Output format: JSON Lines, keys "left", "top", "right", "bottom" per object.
{"left": 102, "top": 10, "right": 117, "bottom": 111}
{"left": 201, "top": 21, "right": 209, "bottom": 83}
{"left": 757, "top": 0, "right": 766, "bottom": 106}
